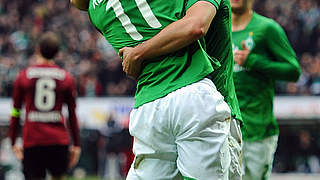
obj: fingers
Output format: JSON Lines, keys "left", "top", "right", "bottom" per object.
{"left": 122, "top": 59, "right": 133, "bottom": 78}
{"left": 234, "top": 50, "right": 248, "bottom": 66}
{"left": 118, "top": 48, "right": 124, "bottom": 58}
{"left": 119, "top": 47, "right": 127, "bottom": 72}
{"left": 119, "top": 47, "right": 140, "bottom": 80}
{"left": 69, "top": 146, "right": 81, "bottom": 168}
{"left": 122, "top": 59, "right": 126, "bottom": 72}
{"left": 234, "top": 51, "right": 245, "bottom": 60}
{"left": 13, "top": 146, "right": 23, "bottom": 160}
{"left": 122, "top": 61, "right": 138, "bottom": 80}
{"left": 234, "top": 42, "right": 251, "bottom": 66}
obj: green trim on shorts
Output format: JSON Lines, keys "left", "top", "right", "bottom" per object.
{"left": 184, "top": 177, "right": 196, "bottom": 180}
{"left": 11, "top": 108, "right": 20, "bottom": 118}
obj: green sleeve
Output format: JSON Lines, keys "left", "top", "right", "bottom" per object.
{"left": 186, "top": 0, "right": 221, "bottom": 11}
{"left": 244, "top": 22, "right": 301, "bottom": 82}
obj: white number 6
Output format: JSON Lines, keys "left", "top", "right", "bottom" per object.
{"left": 35, "top": 78, "right": 56, "bottom": 111}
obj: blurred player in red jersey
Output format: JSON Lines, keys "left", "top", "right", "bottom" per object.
{"left": 8, "top": 32, "right": 81, "bottom": 180}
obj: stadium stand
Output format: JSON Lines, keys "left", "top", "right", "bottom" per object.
{"left": 0, "top": 0, "right": 320, "bottom": 179}
{"left": 0, "top": 0, "right": 136, "bottom": 97}
{"left": 0, "top": 0, "right": 319, "bottom": 97}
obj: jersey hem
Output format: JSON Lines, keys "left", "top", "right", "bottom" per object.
{"left": 133, "top": 73, "right": 211, "bottom": 108}
{"left": 242, "top": 130, "right": 280, "bottom": 142}
{"left": 23, "top": 140, "right": 70, "bottom": 148}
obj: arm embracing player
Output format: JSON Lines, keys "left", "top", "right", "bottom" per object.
{"left": 70, "top": 0, "right": 218, "bottom": 79}
{"left": 119, "top": 1, "right": 217, "bottom": 79}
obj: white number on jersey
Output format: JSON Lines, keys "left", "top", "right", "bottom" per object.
{"left": 34, "top": 78, "right": 56, "bottom": 111}
{"left": 105, "top": 0, "right": 162, "bottom": 40}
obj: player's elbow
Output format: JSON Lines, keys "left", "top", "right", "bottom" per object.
{"left": 189, "top": 21, "right": 208, "bottom": 40}
{"left": 185, "top": 1, "right": 216, "bottom": 40}
{"left": 192, "top": 27, "right": 207, "bottom": 39}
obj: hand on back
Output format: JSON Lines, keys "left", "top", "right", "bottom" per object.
{"left": 119, "top": 46, "right": 143, "bottom": 80}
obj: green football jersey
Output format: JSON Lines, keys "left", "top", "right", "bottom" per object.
{"left": 204, "top": 0, "right": 242, "bottom": 122}
{"left": 88, "top": 0, "right": 220, "bottom": 108}
{"left": 232, "top": 12, "right": 301, "bottom": 141}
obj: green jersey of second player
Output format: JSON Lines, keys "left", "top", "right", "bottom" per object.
{"left": 88, "top": 0, "right": 221, "bottom": 108}
{"left": 232, "top": 12, "right": 301, "bottom": 141}
{"left": 204, "top": 0, "right": 242, "bottom": 122}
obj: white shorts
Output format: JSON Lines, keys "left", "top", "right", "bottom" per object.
{"left": 242, "top": 135, "right": 278, "bottom": 180}
{"left": 126, "top": 78, "right": 231, "bottom": 180}
{"left": 229, "top": 119, "right": 243, "bottom": 180}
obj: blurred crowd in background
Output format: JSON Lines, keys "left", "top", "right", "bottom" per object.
{"left": 0, "top": 0, "right": 319, "bottom": 97}
{"left": 0, "top": 0, "right": 136, "bottom": 97}
{"left": 255, "top": 0, "right": 320, "bottom": 95}
{"left": 0, "top": 0, "right": 320, "bottom": 178}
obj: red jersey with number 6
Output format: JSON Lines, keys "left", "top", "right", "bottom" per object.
{"left": 9, "top": 64, "right": 80, "bottom": 148}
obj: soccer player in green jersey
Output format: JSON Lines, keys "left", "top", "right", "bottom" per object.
{"left": 204, "top": 0, "right": 243, "bottom": 179}
{"left": 230, "top": 0, "right": 301, "bottom": 179}
{"left": 71, "top": 0, "right": 233, "bottom": 179}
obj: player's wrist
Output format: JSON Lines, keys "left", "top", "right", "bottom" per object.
{"left": 133, "top": 43, "right": 146, "bottom": 63}
{"left": 11, "top": 108, "right": 21, "bottom": 118}
{"left": 71, "top": 145, "right": 81, "bottom": 152}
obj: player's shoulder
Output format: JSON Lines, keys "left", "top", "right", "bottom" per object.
{"left": 51, "top": 66, "right": 74, "bottom": 81}
{"left": 253, "top": 12, "right": 284, "bottom": 33}
{"left": 252, "top": 13, "right": 273, "bottom": 26}
{"left": 14, "top": 65, "right": 40, "bottom": 83}
{"left": 60, "top": 68, "right": 75, "bottom": 82}
{"left": 64, "top": 71, "right": 75, "bottom": 81}
{"left": 16, "top": 66, "right": 29, "bottom": 80}
{"left": 50, "top": 66, "right": 77, "bottom": 85}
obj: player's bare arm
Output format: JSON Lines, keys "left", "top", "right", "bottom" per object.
{"left": 70, "top": 0, "right": 89, "bottom": 11}
{"left": 119, "top": 1, "right": 217, "bottom": 79}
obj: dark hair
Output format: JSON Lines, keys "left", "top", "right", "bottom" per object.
{"left": 39, "top": 32, "right": 60, "bottom": 59}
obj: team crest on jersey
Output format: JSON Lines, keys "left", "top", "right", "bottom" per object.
{"left": 244, "top": 32, "right": 255, "bottom": 50}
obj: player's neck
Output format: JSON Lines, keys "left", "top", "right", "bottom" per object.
{"left": 232, "top": 9, "right": 253, "bottom": 32}
{"left": 36, "top": 56, "right": 55, "bottom": 66}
